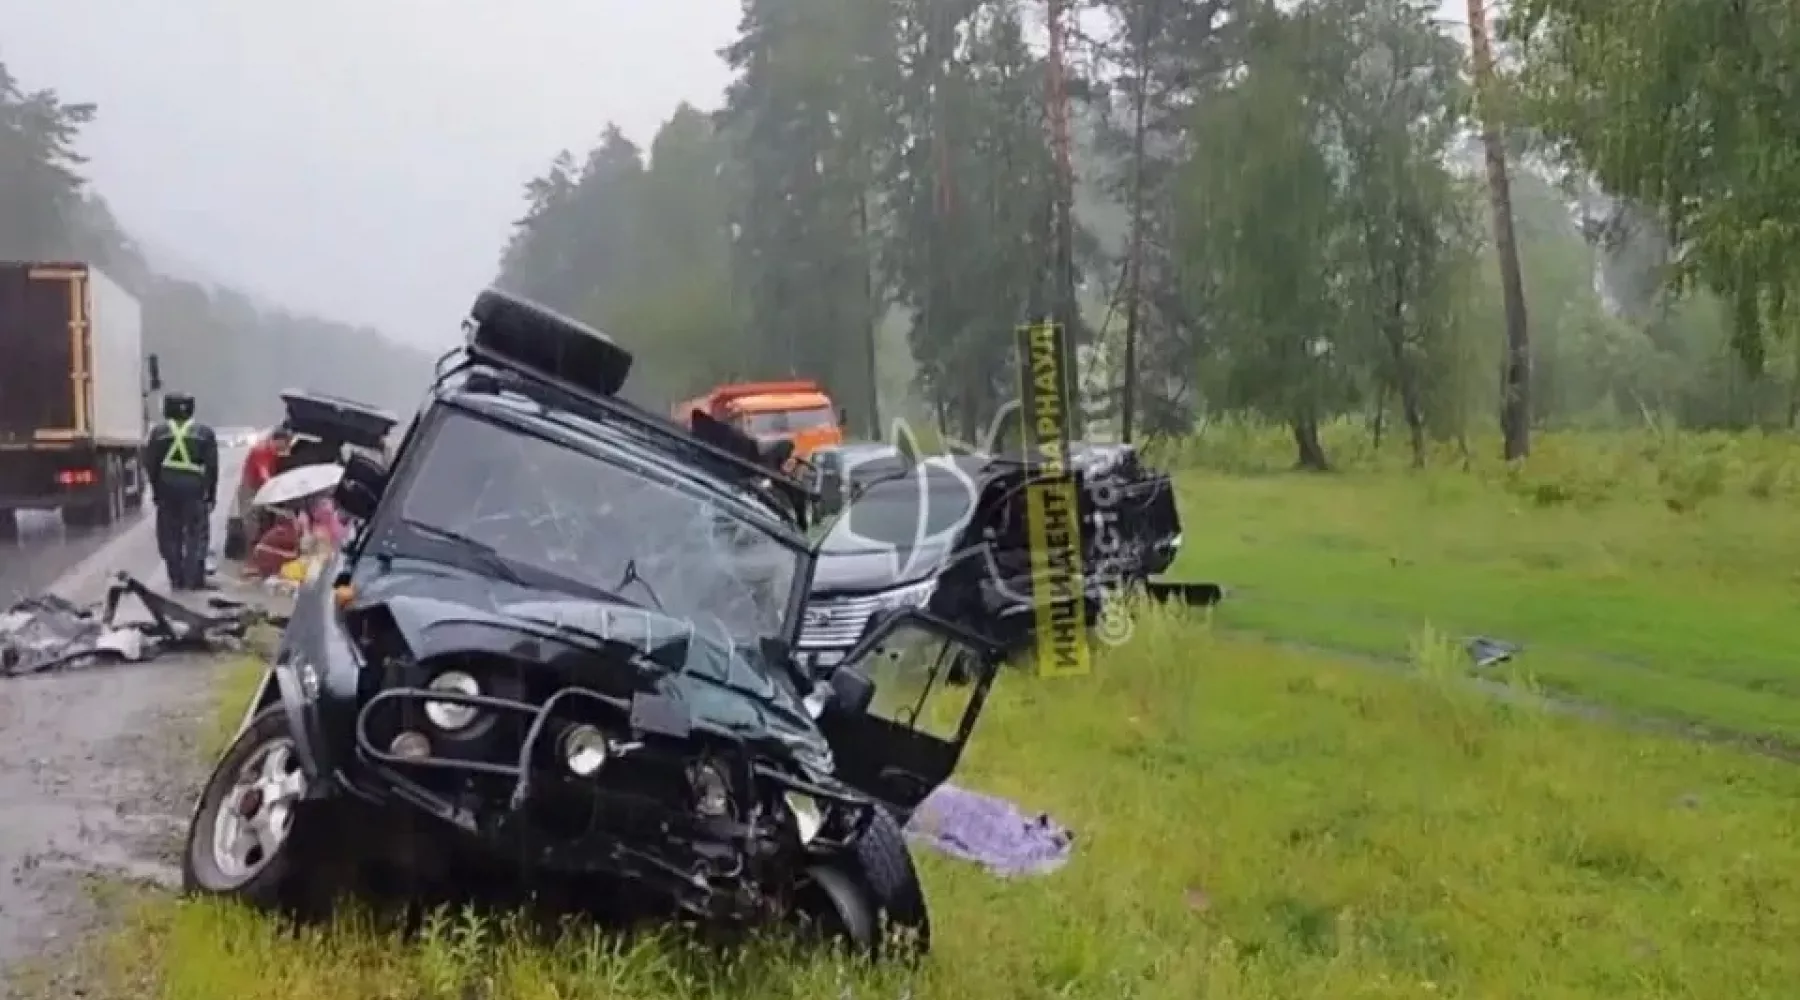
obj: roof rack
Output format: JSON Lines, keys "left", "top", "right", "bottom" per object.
{"left": 444, "top": 288, "right": 819, "bottom": 516}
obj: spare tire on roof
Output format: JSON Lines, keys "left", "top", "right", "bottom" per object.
{"left": 466, "top": 288, "right": 634, "bottom": 398}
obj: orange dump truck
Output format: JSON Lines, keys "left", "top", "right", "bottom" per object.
{"left": 673, "top": 380, "right": 844, "bottom": 460}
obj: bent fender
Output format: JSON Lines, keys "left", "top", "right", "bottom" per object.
{"left": 271, "top": 553, "right": 364, "bottom": 785}
{"left": 230, "top": 665, "right": 332, "bottom": 797}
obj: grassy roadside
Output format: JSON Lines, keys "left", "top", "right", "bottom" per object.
{"left": 1165, "top": 433, "right": 1800, "bottom": 741}
{"left": 94, "top": 599, "right": 1800, "bottom": 998}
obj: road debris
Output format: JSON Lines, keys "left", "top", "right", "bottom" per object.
{"left": 0, "top": 572, "right": 283, "bottom": 677}
{"left": 1465, "top": 636, "right": 1521, "bottom": 668}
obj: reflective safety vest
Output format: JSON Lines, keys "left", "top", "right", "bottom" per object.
{"left": 162, "top": 419, "right": 204, "bottom": 473}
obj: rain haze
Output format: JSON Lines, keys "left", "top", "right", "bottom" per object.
{"left": 0, "top": 0, "right": 737, "bottom": 349}
{"left": 0, "top": 0, "right": 1472, "bottom": 351}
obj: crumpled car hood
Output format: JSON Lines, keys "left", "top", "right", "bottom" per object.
{"left": 353, "top": 565, "right": 837, "bottom": 777}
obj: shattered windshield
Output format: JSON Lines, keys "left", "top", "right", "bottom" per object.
{"left": 396, "top": 411, "right": 802, "bottom": 645}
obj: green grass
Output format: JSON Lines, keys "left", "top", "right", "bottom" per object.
{"left": 89, "top": 428, "right": 1800, "bottom": 998}
{"left": 1163, "top": 427, "right": 1800, "bottom": 741}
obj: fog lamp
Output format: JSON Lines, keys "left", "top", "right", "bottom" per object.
{"left": 389, "top": 730, "right": 430, "bottom": 760}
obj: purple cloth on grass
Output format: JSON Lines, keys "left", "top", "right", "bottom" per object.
{"left": 904, "top": 783, "right": 1074, "bottom": 877}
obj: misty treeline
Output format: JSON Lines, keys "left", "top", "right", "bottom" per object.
{"left": 496, "top": 0, "right": 1798, "bottom": 469}
{"left": 0, "top": 59, "right": 433, "bottom": 426}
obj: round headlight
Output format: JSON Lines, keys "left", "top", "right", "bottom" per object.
{"left": 560, "top": 724, "right": 609, "bottom": 777}
{"left": 389, "top": 730, "right": 431, "bottom": 760}
{"left": 423, "top": 671, "right": 481, "bottom": 730}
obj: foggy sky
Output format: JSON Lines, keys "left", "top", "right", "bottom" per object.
{"left": 1, "top": 2, "right": 1470, "bottom": 352}
{"left": 0, "top": 0, "right": 736, "bottom": 350}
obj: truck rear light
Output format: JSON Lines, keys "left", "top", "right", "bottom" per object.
{"left": 57, "top": 468, "right": 96, "bottom": 486}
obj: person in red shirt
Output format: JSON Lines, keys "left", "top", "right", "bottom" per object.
{"left": 245, "top": 495, "right": 345, "bottom": 579}
{"left": 243, "top": 426, "right": 290, "bottom": 494}
{"left": 247, "top": 509, "right": 302, "bottom": 578}
{"left": 224, "top": 426, "right": 292, "bottom": 561}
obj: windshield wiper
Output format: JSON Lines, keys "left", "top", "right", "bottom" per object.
{"left": 613, "top": 558, "right": 666, "bottom": 612}
{"left": 405, "top": 522, "right": 530, "bottom": 586}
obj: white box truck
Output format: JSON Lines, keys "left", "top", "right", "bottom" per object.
{"left": 0, "top": 261, "right": 160, "bottom": 540}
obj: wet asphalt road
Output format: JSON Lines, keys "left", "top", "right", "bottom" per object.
{"left": 0, "top": 449, "right": 246, "bottom": 984}
{"left": 0, "top": 509, "right": 148, "bottom": 605}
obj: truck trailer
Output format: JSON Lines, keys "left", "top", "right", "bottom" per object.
{"left": 0, "top": 262, "right": 159, "bottom": 540}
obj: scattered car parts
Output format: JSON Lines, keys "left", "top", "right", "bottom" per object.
{"left": 0, "top": 572, "right": 282, "bottom": 676}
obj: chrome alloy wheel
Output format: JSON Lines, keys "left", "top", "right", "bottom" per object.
{"left": 208, "top": 737, "right": 306, "bottom": 885}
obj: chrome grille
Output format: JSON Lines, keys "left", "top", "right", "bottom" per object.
{"left": 798, "top": 593, "right": 887, "bottom": 649}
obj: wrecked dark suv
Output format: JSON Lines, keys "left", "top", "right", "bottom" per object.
{"left": 181, "top": 289, "right": 1003, "bottom": 956}
{"left": 800, "top": 443, "right": 1209, "bottom": 668}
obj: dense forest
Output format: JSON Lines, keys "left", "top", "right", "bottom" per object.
{"left": 0, "top": 58, "right": 434, "bottom": 424}
{"left": 495, "top": 0, "right": 1798, "bottom": 468}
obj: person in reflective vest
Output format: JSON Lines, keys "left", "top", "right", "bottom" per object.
{"left": 141, "top": 392, "right": 220, "bottom": 590}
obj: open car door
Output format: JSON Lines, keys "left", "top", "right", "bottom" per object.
{"left": 819, "top": 609, "right": 1004, "bottom": 816}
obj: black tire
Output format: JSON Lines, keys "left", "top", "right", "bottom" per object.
{"left": 854, "top": 807, "right": 931, "bottom": 949}
{"left": 124, "top": 458, "right": 146, "bottom": 509}
{"left": 469, "top": 287, "right": 634, "bottom": 397}
{"left": 113, "top": 457, "right": 130, "bottom": 520}
{"left": 800, "top": 807, "right": 931, "bottom": 960}
{"left": 182, "top": 705, "right": 347, "bottom": 917}
{"left": 0, "top": 512, "right": 16, "bottom": 543}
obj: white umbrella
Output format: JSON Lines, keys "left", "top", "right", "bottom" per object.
{"left": 253, "top": 463, "right": 344, "bottom": 508}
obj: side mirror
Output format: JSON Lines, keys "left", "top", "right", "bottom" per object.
{"left": 828, "top": 664, "right": 877, "bottom": 716}
{"left": 145, "top": 354, "right": 163, "bottom": 392}
{"left": 333, "top": 452, "right": 388, "bottom": 522}
{"left": 760, "top": 437, "right": 796, "bottom": 471}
